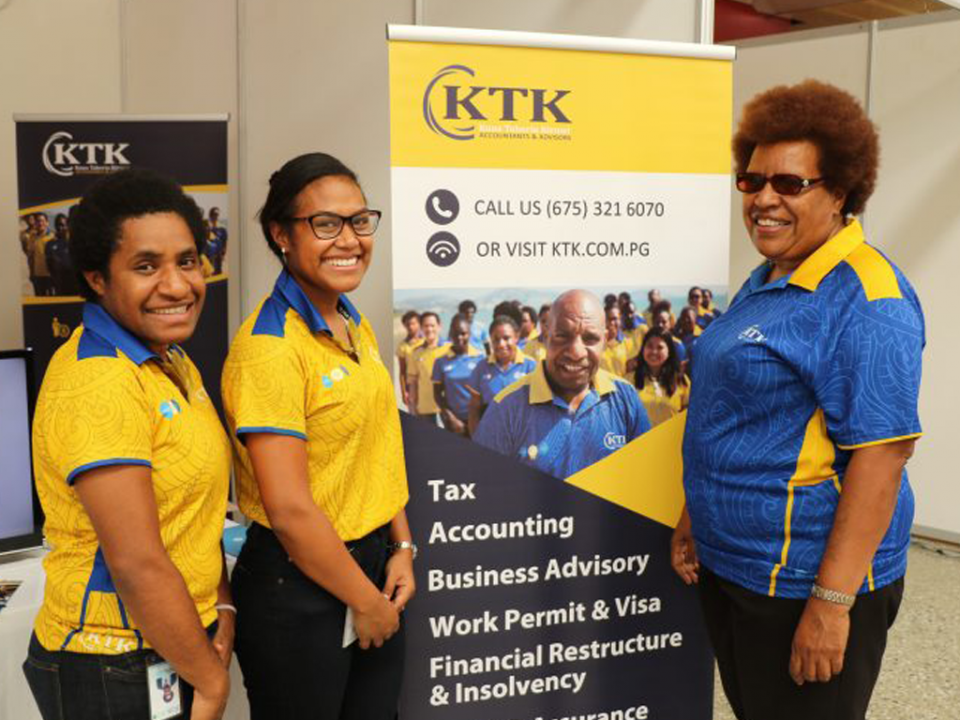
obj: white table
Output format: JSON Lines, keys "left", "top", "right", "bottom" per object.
{"left": 0, "top": 551, "right": 249, "bottom": 720}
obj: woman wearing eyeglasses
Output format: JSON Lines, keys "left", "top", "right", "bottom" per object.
{"left": 672, "top": 81, "right": 923, "bottom": 720}
{"left": 221, "top": 153, "right": 413, "bottom": 719}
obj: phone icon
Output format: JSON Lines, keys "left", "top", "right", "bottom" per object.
{"left": 425, "top": 189, "right": 459, "bottom": 225}
{"left": 432, "top": 196, "right": 454, "bottom": 219}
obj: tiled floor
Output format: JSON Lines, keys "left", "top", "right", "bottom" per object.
{"left": 712, "top": 542, "right": 960, "bottom": 719}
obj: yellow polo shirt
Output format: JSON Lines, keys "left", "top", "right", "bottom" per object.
{"left": 522, "top": 335, "right": 547, "bottom": 361}
{"left": 396, "top": 335, "right": 424, "bottom": 364}
{"left": 600, "top": 336, "right": 630, "bottom": 379}
{"left": 222, "top": 271, "right": 408, "bottom": 541}
{"left": 408, "top": 341, "right": 449, "bottom": 415}
{"left": 637, "top": 377, "right": 690, "bottom": 427}
{"left": 32, "top": 303, "right": 230, "bottom": 654}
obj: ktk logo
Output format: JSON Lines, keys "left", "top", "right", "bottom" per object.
{"left": 423, "top": 64, "right": 572, "bottom": 140}
{"left": 42, "top": 131, "right": 131, "bottom": 177}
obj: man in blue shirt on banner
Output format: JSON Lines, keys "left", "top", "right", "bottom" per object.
{"left": 475, "top": 290, "right": 650, "bottom": 479}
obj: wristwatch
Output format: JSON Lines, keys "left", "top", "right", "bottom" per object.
{"left": 391, "top": 541, "right": 418, "bottom": 560}
{"left": 810, "top": 583, "right": 856, "bottom": 608}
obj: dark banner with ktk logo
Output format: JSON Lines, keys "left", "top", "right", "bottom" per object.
{"left": 14, "top": 116, "right": 230, "bottom": 416}
{"left": 388, "top": 26, "right": 736, "bottom": 720}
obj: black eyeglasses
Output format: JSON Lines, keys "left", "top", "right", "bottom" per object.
{"left": 736, "top": 173, "right": 825, "bottom": 196}
{"left": 287, "top": 210, "right": 382, "bottom": 240}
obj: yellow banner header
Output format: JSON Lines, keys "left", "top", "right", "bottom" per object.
{"left": 389, "top": 40, "right": 732, "bottom": 173}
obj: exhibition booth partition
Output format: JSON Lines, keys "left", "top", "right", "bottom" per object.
{"left": 1, "top": 24, "right": 737, "bottom": 719}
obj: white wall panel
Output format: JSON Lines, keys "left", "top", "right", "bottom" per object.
{"left": 422, "top": 0, "right": 698, "bottom": 44}
{"left": 870, "top": 15, "right": 960, "bottom": 538}
{"left": 0, "top": 0, "right": 122, "bottom": 350}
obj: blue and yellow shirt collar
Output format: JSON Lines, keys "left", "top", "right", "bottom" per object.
{"left": 79, "top": 302, "right": 174, "bottom": 365}
{"left": 748, "top": 219, "right": 866, "bottom": 293}
{"left": 487, "top": 347, "right": 529, "bottom": 366}
{"left": 527, "top": 361, "right": 616, "bottom": 405}
{"left": 273, "top": 269, "right": 361, "bottom": 335}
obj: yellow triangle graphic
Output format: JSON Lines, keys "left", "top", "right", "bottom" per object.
{"left": 565, "top": 412, "right": 686, "bottom": 528}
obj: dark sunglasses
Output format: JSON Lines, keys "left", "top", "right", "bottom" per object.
{"left": 736, "top": 172, "right": 825, "bottom": 196}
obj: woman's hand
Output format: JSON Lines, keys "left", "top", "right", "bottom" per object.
{"left": 789, "top": 598, "right": 850, "bottom": 685}
{"left": 442, "top": 409, "right": 466, "bottom": 435}
{"left": 353, "top": 593, "right": 400, "bottom": 650}
{"left": 190, "top": 669, "right": 229, "bottom": 720}
{"left": 670, "top": 505, "right": 699, "bottom": 585}
{"left": 212, "top": 608, "right": 235, "bottom": 668}
{"left": 383, "top": 549, "right": 416, "bottom": 613}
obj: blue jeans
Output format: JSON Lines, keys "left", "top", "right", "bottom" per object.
{"left": 22, "top": 625, "right": 215, "bottom": 720}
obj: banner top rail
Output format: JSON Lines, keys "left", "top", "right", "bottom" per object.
{"left": 13, "top": 113, "right": 230, "bottom": 122}
{"left": 386, "top": 24, "right": 736, "bottom": 61}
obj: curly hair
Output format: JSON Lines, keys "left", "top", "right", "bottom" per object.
{"left": 733, "top": 80, "right": 879, "bottom": 217}
{"left": 68, "top": 168, "right": 205, "bottom": 302}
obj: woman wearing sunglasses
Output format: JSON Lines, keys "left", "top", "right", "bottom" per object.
{"left": 221, "top": 153, "right": 413, "bottom": 719}
{"left": 672, "top": 81, "right": 924, "bottom": 720}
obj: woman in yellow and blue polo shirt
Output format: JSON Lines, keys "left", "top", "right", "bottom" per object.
{"left": 672, "top": 81, "right": 924, "bottom": 720}
{"left": 633, "top": 328, "right": 690, "bottom": 428}
{"left": 221, "top": 153, "right": 413, "bottom": 720}
{"left": 25, "top": 169, "right": 233, "bottom": 720}
{"left": 466, "top": 315, "right": 537, "bottom": 435}
{"left": 431, "top": 314, "right": 483, "bottom": 436}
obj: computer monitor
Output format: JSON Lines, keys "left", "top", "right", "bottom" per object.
{"left": 0, "top": 349, "right": 43, "bottom": 555}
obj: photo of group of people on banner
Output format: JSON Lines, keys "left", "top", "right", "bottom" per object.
{"left": 19, "top": 203, "right": 229, "bottom": 298}
{"left": 395, "top": 285, "right": 723, "bottom": 478}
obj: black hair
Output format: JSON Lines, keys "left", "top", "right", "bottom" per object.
{"left": 603, "top": 293, "right": 618, "bottom": 309}
{"left": 634, "top": 327, "right": 687, "bottom": 397}
{"left": 492, "top": 300, "right": 523, "bottom": 327}
{"left": 521, "top": 305, "right": 537, "bottom": 323}
{"left": 538, "top": 303, "right": 551, "bottom": 315}
{"left": 449, "top": 313, "right": 470, "bottom": 337}
{"left": 68, "top": 167, "right": 205, "bottom": 302}
{"left": 675, "top": 306, "right": 699, "bottom": 337}
{"left": 258, "top": 152, "right": 360, "bottom": 260}
{"left": 622, "top": 302, "right": 640, "bottom": 331}
{"left": 420, "top": 311, "right": 440, "bottom": 325}
{"left": 490, "top": 314, "right": 520, "bottom": 336}
{"left": 401, "top": 310, "right": 419, "bottom": 325}
{"left": 688, "top": 286, "right": 702, "bottom": 302}
{"left": 458, "top": 300, "right": 477, "bottom": 313}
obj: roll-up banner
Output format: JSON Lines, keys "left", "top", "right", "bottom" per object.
{"left": 14, "top": 115, "right": 230, "bottom": 414}
{"left": 389, "top": 26, "right": 735, "bottom": 720}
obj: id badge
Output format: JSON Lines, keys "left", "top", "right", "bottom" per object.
{"left": 147, "top": 660, "right": 182, "bottom": 720}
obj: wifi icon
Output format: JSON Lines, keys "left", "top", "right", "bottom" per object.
{"left": 426, "top": 231, "right": 461, "bottom": 267}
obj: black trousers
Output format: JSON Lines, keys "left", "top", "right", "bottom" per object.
{"left": 698, "top": 567, "right": 903, "bottom": 720}
{"left": 232, "top": 523, "right": 405, "bottom": 720}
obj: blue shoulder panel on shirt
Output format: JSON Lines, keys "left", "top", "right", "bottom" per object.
{"left": 252, "top": 296, "right": 289, "bottom": 337}
{"left": 77, "top": 330, "right": 118, "bottom": 360}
